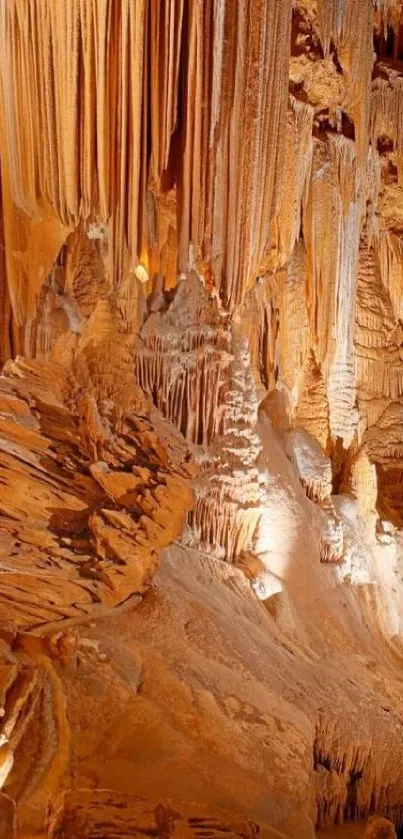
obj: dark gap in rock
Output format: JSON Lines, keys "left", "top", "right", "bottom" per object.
{"left": 260, "top": 307, "right": 270, "bottom": 391}
{"left": 341, "top": 112, "right": 355, "bottom": 141}
{"left": 161, "top": 0, "right": 189, "bottom": 193}
{"left": 331, "top": 43, "right": 343, "bottom": 75}
{"left": 313, "top": 110, "right": 355, "bottom": 143}
{"left": 289, "top": 80, "right": 309, "bottom": 103}
{"left": 384, "top": 158, "right": 398, "bottom": 185}
{"left": 374, "top": 21, "right": 403, "bottom": 64}
{"left": 291, "top": 7, "right": 323, "bottom": 59}
{"left": 330, "top": 438, "right": 350, "bottom": 495}
{"left": 377, "top": 136, "right": 395, "bottom": 156}
{"left": 315, "top": 754, "right": 332, "bottom": 772}
{"left": 386, "top": 26, "right": 395, "bottom": 59}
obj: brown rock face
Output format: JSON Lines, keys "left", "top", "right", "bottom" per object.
{"left": 2, "top": 2, "right": 403, "bottom": 838}
{"left": 45, "top": 790, "right": 274, "bottom": 839}
{"left": 364, "top": 817, "right": 397, "bottom": 839}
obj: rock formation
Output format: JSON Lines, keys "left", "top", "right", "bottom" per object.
{"left": 2, "top": 1, "right": 403, "bottom": 838}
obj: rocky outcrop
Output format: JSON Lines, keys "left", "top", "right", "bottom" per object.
{"left": 46, "top": 790, "right": 274, "bottom": 839}
{"left": 0, "top": 354, "right": 193, "bottom": 628}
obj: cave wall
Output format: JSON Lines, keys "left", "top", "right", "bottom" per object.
{"left": 2, "top": 1, "right": 403, "bottom": 838}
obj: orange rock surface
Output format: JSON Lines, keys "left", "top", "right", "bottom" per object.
{"left": 2, "top": 2, "right": 403, "bottom": 839}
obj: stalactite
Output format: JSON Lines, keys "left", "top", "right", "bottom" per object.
{"left": 0, "top": 0, "right": 293, "bottom": 335}
{"left": 3, "top": 3, "right": 403, "bottom": 837}
{"left": 277, "top": 242, "right": 310, "bottom": 414}
{"left": 354, "top": 233, "right": 403, "bottom": 523}
{"left": 241, "top": 273, "right": 280, "bottom": 396}
{"left": 304, "top": 134, "right": 361, "bottom": 446}
{"left": 314, "top": 711, "right": 403, "bottom": 830}
{"left": 148, "top": 0, "right": 184, "bottom": 188}
{"left": 137, "top": 274, "right": 263, "bottom": 562}
{"left": 317, "top": 0, "right": 374, "bottom": 165}
{"left": 136, "top": 273, "right": 232, "bottom": 446}
{"left": 371, "top": 76, "right": 403, "bottom": 185}
{"left": 271, "top": 97, "right": 314, "bottom": 269}
{"left": 378, "top": 232, "right": 403, "bottom": 322}
{"left": 295, "top": 351, "right": 330, "bottom": 450}
{"left": 0, "top": 0, "right": 146, "bottom": 294}
{"left": 355, "top": 239, "right": 403, "bottom": 446}
{"left": 171, "top": 0, "right": 293, "bottom": 308}
{"left": 364, "top": 401, "right": 403, "bottom": 523}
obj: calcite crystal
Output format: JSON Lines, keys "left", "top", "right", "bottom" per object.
{"left": 2, "top": 1, "right": 403, "bottom": 838}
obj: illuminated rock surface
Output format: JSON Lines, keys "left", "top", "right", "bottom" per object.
{"left": 2, "top": 1, "right": 403, "bottom": 838}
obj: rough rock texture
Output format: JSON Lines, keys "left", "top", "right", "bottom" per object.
{"left": 45, "top": 790, "right": 279, "bottom": 839}
{"left": 2, "top": 2, "right": 403, "bottom": 839}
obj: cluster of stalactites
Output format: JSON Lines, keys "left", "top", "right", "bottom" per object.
{"left": 314, "top": 713, "right": 403, "bottom": 830}
{"left": 303, "top": 134, "right": 361, "bottom": 447}
{"left": 375, "top": 0, "right": 403, "bottom": 37}
{"left": 317, "top": 0, "right": 375, "bottom": 165}
{"left": 136, "top": 275, "right": 264, "bottom": 562}
{"left": 0, "top": 0, "right": 292, "bottom": 314}
{"left": 371, "top": 77, "right": 403, "bottom": 184}
{"left": 270, "top": 97, "right": 314, "bottom": 270}
{"left": 0, "top": 0, "right": 146, "bottom": 290}
{"left": 153, "top": 0, "right": 293, "bottom": 307}
{"left": 135, "top": 273, "right": 232, "bottom": 446}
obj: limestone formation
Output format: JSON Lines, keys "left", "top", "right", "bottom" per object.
{"left": 46, "top": 790, "right": 273, "bottom": 839}
{"left": 2, "top": 1, "right": 403, "bottom": 838}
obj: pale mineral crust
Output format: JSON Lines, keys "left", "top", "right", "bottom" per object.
{"left": 1, "top": 2, "right": 403, "bottom": 839}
